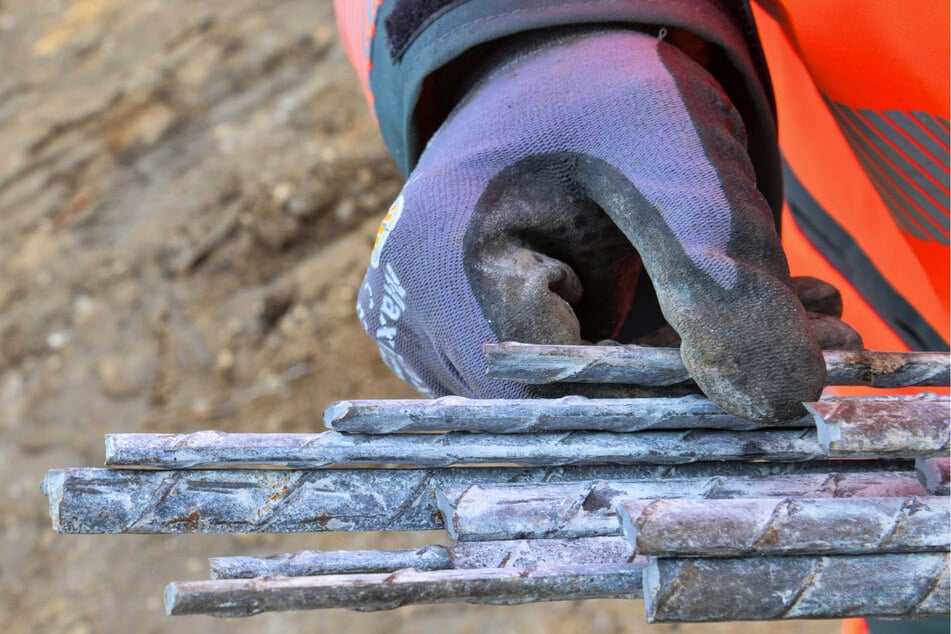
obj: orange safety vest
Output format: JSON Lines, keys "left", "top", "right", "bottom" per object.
{"left": 335, "top": 1, "right": 951, "bottom": 356}
{"left": 754, "top": 1, "right": 949, "bottom": 357}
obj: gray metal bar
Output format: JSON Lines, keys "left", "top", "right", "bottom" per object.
{"left": 484, "top": 342, "right": 951, "bottom": 388}
{"left": 643, "top": 553, "right": 950, "bottom": 622}
{"left": 43, "top": 462, "right": 900, "bottom": 535}
{"left": 619, "top": 496, "right": 950, "bottom": 557}
{"left": 809, "top": 399, "right": 949, "bottom": 459}
{"left": 324, "top": 394, "right": 809, "bottom": 434}
{"left": 917, "top": 457, "right": 951, "bottom": 495}
{"left": 436, "top": 471, "right": 927, "bottom": 541}
{"left": 209, "top": 546, "right": 452, "bottom": 580}
{"left": 166, "top": 563, "right": 647, "bottom": 617}
{"left": 48, "top": 463, "right": 870, "bottom": 534}
{"left": 209, "top": 537, "right": 636, "bottom": 579}
{"left": 103, "top": 428, "right": 826, "bottom": 469}
{"left": 448, "top": 537, "right": 636, "bottom": 569}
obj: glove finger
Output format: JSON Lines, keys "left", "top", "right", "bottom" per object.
{"left": 792, "top": 276, "right": 844, "bottom": 317}
{"left": 570, "top": 35, "right": 824, "bottom": 422}
{"left": 808, "top": 313, "right": 864, "bottom": 350}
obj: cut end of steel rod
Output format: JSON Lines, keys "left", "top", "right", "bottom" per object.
{"left": 434, "top": 485, "right": 461, "bottom": 541}
{"left": 916, "top": 457, "right": 951, "bottom": 496}
{"left": 617, "top": 501, "right": 643, "bottom": 552}
{"left": 322, "top": 400, "right": 352, "bottom": 430}
{"left": 164, "top": 583, "right": 180, "bottom": 617}
{"left": 41, "top": 470, "right": 65, "bottom": 533}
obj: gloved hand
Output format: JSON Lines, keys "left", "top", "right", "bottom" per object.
{"left": 357, "top": 29, "right": 861, "bottom": 422}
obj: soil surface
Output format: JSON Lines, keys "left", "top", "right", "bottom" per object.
{"left": 0, "top": 2, "right": 838, "bottom": 632}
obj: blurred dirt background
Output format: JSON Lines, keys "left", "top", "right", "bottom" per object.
{"left": 0, "top": 1, "right": 840, "bottom": 632}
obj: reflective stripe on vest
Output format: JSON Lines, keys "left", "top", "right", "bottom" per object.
{"left": 754, "top": 2, "right": 950, "bottom": 351}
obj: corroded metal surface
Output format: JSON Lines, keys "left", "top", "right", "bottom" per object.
{"left": 210, "top": 537, "right": 636, "bottom": 579}
{"left": 47, "top": 463, "right": 858, "bottom": 534}
{"left": 210, "top": 545, "right": 452, "bottom": 579}
{"left": 166, "top": 563, "right": 647, "bottom": 616}
{"left": 917, "top": 457, "right": 951, "bottom": 495}
{"left": 43, "top": 460, "right": 908, "bottom": 533}
{"left": 619, "top": 496, "right": 950, "bottom": 557}
{"left": 436, "top": 471, "right": 927, "bottom": 541}
{"left": 485, "top": 342, "right": 950, "bottom": 388}
{"left": 448, "top": 537, "right": 637, "bottom": 569}
{"left": 323, "top": 394, "right": 810, "bottom": 434}
{"left": 103, "top": 428, "right": 826, "bottom": 469}
{"left": 643, "top": 553, "right": 950, "bottom": 622}
{"left": 810, "top": 399, "right": 950, "bottom": 458}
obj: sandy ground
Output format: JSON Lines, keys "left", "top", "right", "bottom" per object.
{"left": 0, "top": 1, "right": 840, "bottom": 632}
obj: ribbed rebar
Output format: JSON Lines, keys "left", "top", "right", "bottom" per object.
{"left": 619, "top": 496, "right": 950, "bottom": 557}
{"left": 643, "top": 553, "right": 950, "bottom": 622}
{"left": 484, "top": 342, "right": 950, "bottom": 388}
{"left": 436, "top": 471, "right": 926, "bottom": 541}
{"left": 809, "top": 399, "right": 949, "bottom": 458}
{"left": 47, "top": 463, "right": 875, "bottom": 534}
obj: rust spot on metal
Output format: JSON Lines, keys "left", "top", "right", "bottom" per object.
{"left": 581, "top": 487, "right": 619, "bottom": 512}
{"left": 845, "top": 352, "right": 906, "bottom": 377}
{"left": 756, "top": 526, "right": 780, "bottom": 547}
{"left": 164, "top": 511, "right": 200, "bottom": 530}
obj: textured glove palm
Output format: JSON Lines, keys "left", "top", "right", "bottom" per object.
{"left": 357, "top": 29, "right": 857, "bottom": 422}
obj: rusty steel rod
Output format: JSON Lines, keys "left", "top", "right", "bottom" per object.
{"left": 619, "top": 496, "right": 950, "bottom": 557}
{"left": 809, "top": 399, "right": 949, "bottom": 459}
{"left": 436, "top": 471, "right": 927, "bottom": 541}
{"left": 210, "top": 537, "right": 636, "bottom": 579}
{"left": 43, "top": 462, "right": 900, "bottom": 535}
{"left": 643, "top": 553, "right": 950, "bottom": 622}
{"left": 46, "top": 462, "right": 865, "bottom": 534}
{"left": 166, "top": 563, "right": 647, "bottom": 617}
{"left": 324, "top": 394, "right": 812, "bottom": 433}
{"left": 210, "top": 545, "right": 452, "bottom": 580}
{"left": 917, "top": 457, "right": 951, "bottom": 496}
{"left": 103, "top": 428, "right": 826, "bottom": 469}
{"left": 448, "top": 537, "right": 637, "bottom": 569}
{"left": 484, "top": 342, "right": 951, "bottom": 388}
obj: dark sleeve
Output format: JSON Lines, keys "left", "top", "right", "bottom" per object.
{"left": 368, "top": 0, "right": 782, "bottom": 223}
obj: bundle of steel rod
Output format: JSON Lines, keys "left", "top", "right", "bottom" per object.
{"left": 41, "top": 343, "right": 951, "bottom": 622}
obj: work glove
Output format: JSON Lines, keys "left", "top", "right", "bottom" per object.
{"left": 357, "top": 29, "right": 861, "bottom": 422}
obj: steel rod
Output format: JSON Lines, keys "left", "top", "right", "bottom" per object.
{"left": 209, "top": 537, "right": 636, "bottom": 579}
{"left": 619, "top": 496, "right": 950, "bottom": 557}
{"left": 166, "top": 563, "right": 647, "bottom": 617}
{"left": 103, "top": 428, "right": 826, "bottom": 469}
{"left": 448, "top": 537, "right": 637, "bottom": 569}
{"left": 209, "top": 545, "right": 452, "bottom": 579}
{"left": 46, "top": 463, "right": 864, "bottom": 534}
{"left": 436, "top": 471, "right": 926, "bottom": 541}
{"left": 324, "top": 394, "right": 811, "bottom": 434}
{"left": 916, "top": 457, "right": 951, "bottom": 496}
{"left": 484, "top": 342, "right": 951, "bottom": 388}
{"left": 643, "top": 553, "right": 950, "bottom": 622}
{"left": 809, "top": 399, "right": 949, "bottom": 459}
